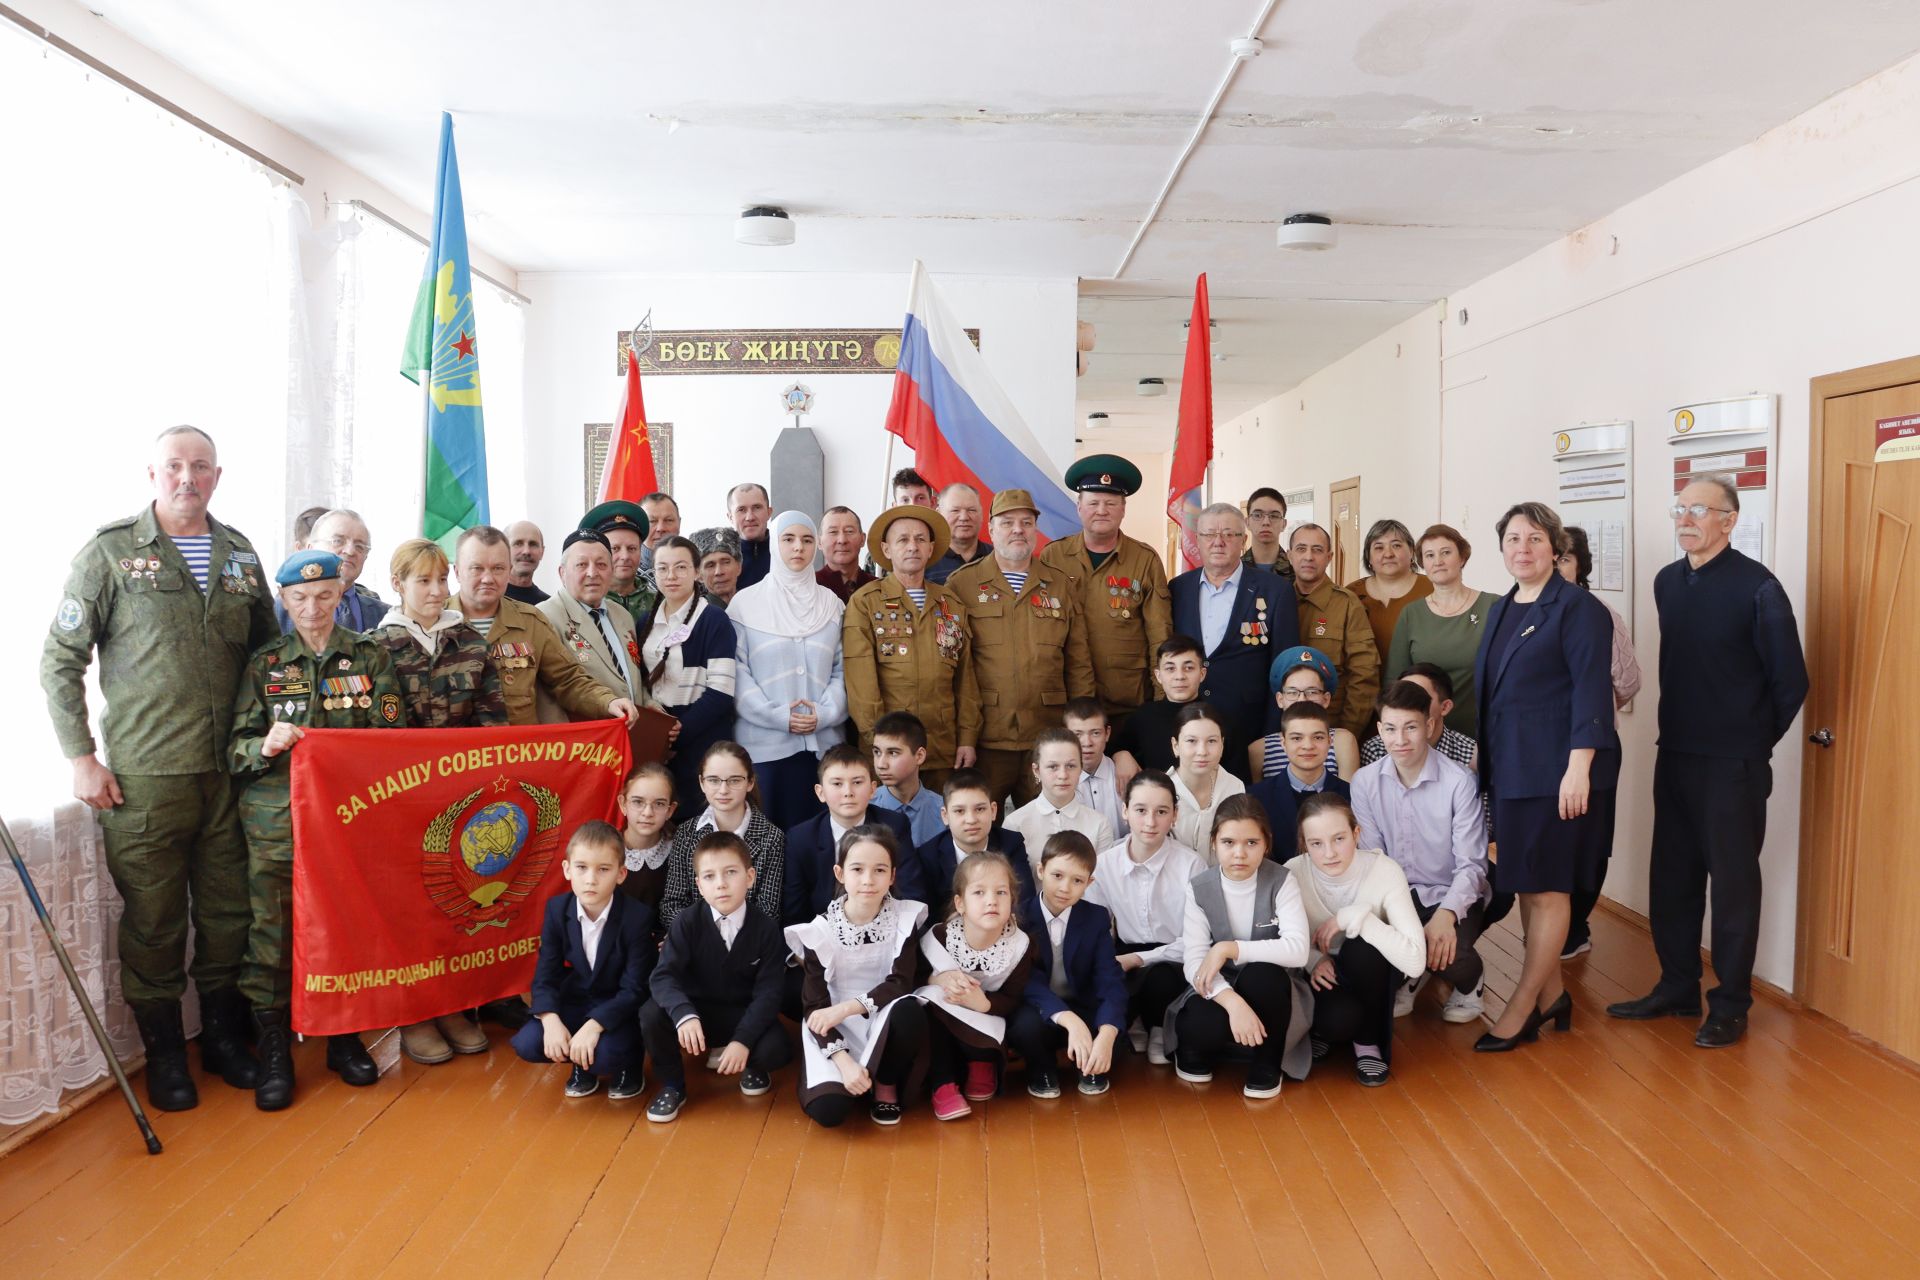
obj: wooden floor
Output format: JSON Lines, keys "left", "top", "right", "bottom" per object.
{"left": 5, "top": 908, "right": 1920, "bottom": 1279}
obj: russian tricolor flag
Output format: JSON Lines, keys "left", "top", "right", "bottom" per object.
{"left": 884, "top": 261, "right": 1078, "bottom": 540}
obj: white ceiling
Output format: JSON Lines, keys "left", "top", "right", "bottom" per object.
{"left": 90, "top": 0, "right": 1920, "bottom": 447}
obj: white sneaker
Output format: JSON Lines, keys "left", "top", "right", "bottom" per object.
{"left": 1394, "top": 972, "right": 1430, "bottom": 1018}
{"left": 1127, "top": 1019, "right": 1148, "bottom": 1054}
{"left": 1146, "top": 1027, "right": 1169, "bottom": 1066}
{"left": 1442, "top": 983, "right": 1485, "bottom": 1024}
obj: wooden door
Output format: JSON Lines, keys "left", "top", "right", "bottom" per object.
{"left": 1799, "top": 356, "right": 1920, "bottom": 1061}
{"left": 1328, "top": 476, "right": 1362, "bottom": 586}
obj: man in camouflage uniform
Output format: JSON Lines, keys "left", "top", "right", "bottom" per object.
{"left": 1036, "top": 455, "right": 1173, "bottom": 736}
{"left": 948, "top": 489, "right": 1096, "bottom": 807}
{"left": 843, "top": 505, "right": 979, "bottom": 792}
{"left": 585, "top": 499, "right": 659, "bottom": 628}
{"left": 41, "top": 425, "right": 275, "bottom": 1112}
{"left": 233, "top": 549, "right": 407, "bottom": 1110}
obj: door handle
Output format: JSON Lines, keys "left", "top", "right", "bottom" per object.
{"left": 1809, "top": 728, "right": 1834, "bottom": 748}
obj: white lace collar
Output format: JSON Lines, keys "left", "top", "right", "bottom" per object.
{"left": 825, "top": 895, "right": 898, "bottom": 947}
{"left": 944, "top": 918, "right": 1025, "bottom": 976}
{"left": 625, "top": 840, "right": 670, "bottom": 872}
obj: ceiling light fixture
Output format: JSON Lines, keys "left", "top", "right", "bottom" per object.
{"left": 1136, "top": 377, "right": 1167, "bottom": 398}
{"left": 1087, "top": 411, "right": 1110, "bottom": 427}
{"left": 1277, "top": 212, "right": 1337, "bottom": 251}
{"left": 735, "top": 205, "right": 795, "bottom": 247}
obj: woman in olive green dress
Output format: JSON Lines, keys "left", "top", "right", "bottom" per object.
{"left": 1384, "top": 524, "right": 1499, "bottom": 736}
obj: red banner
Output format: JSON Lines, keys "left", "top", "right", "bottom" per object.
{"left": 289, "top": 721, "right": 629, "bottom": 1034}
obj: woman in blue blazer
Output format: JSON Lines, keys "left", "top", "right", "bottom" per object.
{"left": 1472, "top": 502, "right": 1620, "bottom": 1052}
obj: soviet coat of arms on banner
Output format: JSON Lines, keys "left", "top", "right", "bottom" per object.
{"left": 288, "top": 720, "right": 629, "bottom": 1034}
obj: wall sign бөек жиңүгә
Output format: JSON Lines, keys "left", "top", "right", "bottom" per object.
{"left": 614, "top": 327, "right": 979, "bottom": 376}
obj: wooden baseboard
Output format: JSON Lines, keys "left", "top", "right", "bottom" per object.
{"left": 1591, "top": 894, "right": 1798, "bottom": 1009}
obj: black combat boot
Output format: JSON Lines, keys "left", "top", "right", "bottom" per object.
{"left": 197, "top": 987, "right": 261, "bottom": 1089}
{"left": 131, "top": 1000, "right": 198, "bottom": 1112}
{"left": 326, "top": 1034, "right": 379, "bottom": 1086}
{"left": 253, "top": 1008, "right": 296, "bottom": 1112}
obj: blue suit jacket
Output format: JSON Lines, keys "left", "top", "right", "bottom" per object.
{"left": 1474, "top": 574, "right": 1620, "bottom": 799}
{"left": 1170, "top": 566, "right": 1298, "bottom": 754}
{"left": 1248, "top": 771, "right": 1352, "bottom": 849}
{"left": 528, "top": 892, "right": 655, "bottom": 1032}
{"left": 915, "top": 828, "right": 1038, "bottom": 924}
{"left": 780, "top": 805, "right": 916, "bottom": 926}
{"left": 1024, "top": 900, "right": 1129, "bottom": 1032}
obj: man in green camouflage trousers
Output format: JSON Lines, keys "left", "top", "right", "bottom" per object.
{"left": 40, "top": 426, "right": 277, "bottom": 1112}
{"left": 233, "top": 547, "right": 407, "bottom": 1109}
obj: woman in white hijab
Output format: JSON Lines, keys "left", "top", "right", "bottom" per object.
{"left": 728, "top": 510, "right": 849, "bottom": 828}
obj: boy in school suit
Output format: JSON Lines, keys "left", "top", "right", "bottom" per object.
{"left": 641, "top": 831, "right": 792, "bottom": 1121}
{"left": 915, "top": 769, "right": 1039, "bottom": 921}
{"left": 1065, "top": 697, "right": 1128, "bottom": 839}
{"left": 781, "top": 743, "right": 918, "bottom": 926}
{"left": 512, "top": 821, "right": 656, "bottom": 1100}
{"left": 1009, "top": 831, "right": 1128, "bottom": 1097}
{"left": 1248, "top": 701, "right": 1352, "bottom": 840}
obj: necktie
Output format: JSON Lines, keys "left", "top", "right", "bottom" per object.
{"left": 719, "top": 914, "right": 736, "bottom": 950}
{"left": 589, "top": 607, "right": 629, "bottom": 685}
{"left": 1049, "top": 916, "right": 1070, "bottom": 996}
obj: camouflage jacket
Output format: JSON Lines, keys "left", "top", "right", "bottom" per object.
{"left": 608, "top": 575, "right": 660, "bottom": 634}
{"left": 42, "top": 505, "right": 278, "bottom": 774}
{"left": 371, "top": 615, "right": 508, "bottom": 729}
{"left": 230, "top": 627, "right": 405, "bottom": 807}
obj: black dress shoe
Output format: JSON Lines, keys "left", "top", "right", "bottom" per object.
{"left": 565, "top": 1066, "right": 600, "bottom": 1098}
{"left": 1026, "top": 1068, "right": 1062, "bottom": 1099}
{"left": 1606, "top": 990, "right": 1702, "bottom": 1020}
{"left": 1474, "top": 1003, "right": 1548, "bottom": 1053}
{"left": 326, "top": 1034, "right": 379, "bottom": 1085}
{"left": 1694, "top": 1014, "right": 1748, "bottom": 1048}
{"left": 608, "top": 1068, "right": 645, "bottom": 1100}
{"left": 1077, "top": 1072, "right": 1111, "bottom": 1096}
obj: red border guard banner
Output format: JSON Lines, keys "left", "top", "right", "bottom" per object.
{"left": 289, "top": 721, "right": 629, "bottom": 1034}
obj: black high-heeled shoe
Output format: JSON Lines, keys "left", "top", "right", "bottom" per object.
{"left": 1473, "top": 1003, "right": 1547, "bottom": 1053}
{"left": 1539, "top": 992, "right": 1573, "bottom": 1032}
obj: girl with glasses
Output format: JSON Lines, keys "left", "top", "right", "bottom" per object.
{"left": 658, "top": 741, "right": 785, "bottom": 927}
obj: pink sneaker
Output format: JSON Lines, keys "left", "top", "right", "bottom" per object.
{"left": 964, "top": 1060, "right": 998, "bottom": 1102}
{"left": 931, "top": 1084, "right": 972, "bottom": 1121}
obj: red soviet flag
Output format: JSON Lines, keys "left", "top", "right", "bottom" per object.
{"left": 597, "top": 343, "right": 659, "bottom": 502}
{"left": 289, "top": 720, "right": 629, "bottom": 1034}
{"left": 1166, "top": 272, "right": 1213, "bottom": 572}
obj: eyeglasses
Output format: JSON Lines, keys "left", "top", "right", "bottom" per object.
{"left": 701, "top": 775, "right": 750, "bottom": 789}
{"left": 1199, "top": 531, "right": 1245, "bottom": 544}
{"left": 1278, "top": 687, "right": 1329, "bottom": 703}
{"left": 323, "top": 536, "right": 373, "bottom": 555}
{"left": 1668, "top": 503, "right": 1733, "bottom": 521}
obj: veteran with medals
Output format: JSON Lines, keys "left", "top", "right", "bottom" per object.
{"left": 1170, "top": 502, "right": 1299, "bottom": 771}
{"left": 1035, "top": 455, "right": 1173, "bottom": 735}
{"left": 948, "top": 489, "right": 1097, "bottom": 807}
{"left": 41, "top": 425, "right": 278, "bottom": 1112}
{"left": 230, "top": 550, "right": 407, "bottom": 1110}
{"left": 843, "top": 505, "right": 980, "bottom": 791}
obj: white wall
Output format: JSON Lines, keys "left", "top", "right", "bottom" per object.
{"left": 1215, "top": 305, "right": 1445, "bottom": 561}
{"left": 1214, "top": 53, "right": 1920, "bottom": 992}
{"left": 518, "top": 271, "right": 1078, "bottom": 583}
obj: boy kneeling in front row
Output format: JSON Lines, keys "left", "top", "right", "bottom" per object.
{"left": 641, "top": 831, "right": 792, "bottom": 1122}
{"left": 513, "top": 820, "right": 655, "bottom": 1100}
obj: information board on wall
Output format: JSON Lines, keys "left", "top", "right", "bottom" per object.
{"left": 1553, "top": 421, "right": 1635, "bottom": 643}
{"left": 1668, "top": 395, "right": 1776, "bottom": 567}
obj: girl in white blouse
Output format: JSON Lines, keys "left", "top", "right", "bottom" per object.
{"left": 1165, "top": 796, "right": 1312, "bottom": 1098}
{"left": 1169, "top": 703, "right": 1245, "bottom": 857}
{"left": 1285, "top": 793, "right": 1426, "bottom": 1087}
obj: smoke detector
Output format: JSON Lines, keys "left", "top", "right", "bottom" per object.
{"left": 1136, "top": 377, "right": 1167, "bottom": 398}
{"left": 1230, "top": 36, "right": 1264, "bottom": 60}
{"left": 735, "top": 205, "right": 795, "bottom": 247}
{"left": 1276, "top": 213, "right": 1337, "bottom": 251}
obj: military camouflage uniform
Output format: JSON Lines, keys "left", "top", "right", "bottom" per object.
{"left": 371, "top": 618, "right": 509, "bottom": 729}
{"left": 607, "top": 576, "right": 660, "bottom": 634}
{"left": 40, "top": 506, "right": 277, "bottom": 1003}
{"left": 231, "top": 627, "right": 405, "bottom": 1012}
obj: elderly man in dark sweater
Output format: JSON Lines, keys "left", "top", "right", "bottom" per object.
{"left": 1607, "top": 476, "right": 1807, "bottom": 1048}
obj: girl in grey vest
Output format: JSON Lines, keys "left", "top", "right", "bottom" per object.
{"left": 1165, "top": 795, "right": 1314, "bottom": 1097}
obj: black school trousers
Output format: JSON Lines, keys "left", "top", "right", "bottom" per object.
{"left": 1648, "top": 750, "right": 1772, "bottom": 1018}
{"left": 1173, "top": 961, "right": 1293, "bottom": 1070}
{"left": 1308, "top": 938, "right": 1399, "bottom": 1063}
{"left": 639, "top": 997, "right": 792, "bottom": 1090}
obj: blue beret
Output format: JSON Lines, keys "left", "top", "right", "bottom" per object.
{"left": 1269, "top": 645, "right": 1338, "bottom": 695}
{"left": 276, "top": 550, "right": 341, "bottom": 587}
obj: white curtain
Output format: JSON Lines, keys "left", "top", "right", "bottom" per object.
{"left": 0, "top": 24, "right": 527, "bottom": 1124}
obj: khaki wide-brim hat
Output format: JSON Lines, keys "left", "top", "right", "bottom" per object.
{"left": 867, "top": 504, "right": 951, "bottom": 571}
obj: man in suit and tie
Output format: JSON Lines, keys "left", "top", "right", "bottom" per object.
{"left": 1170, "top": 503, "right": 1299, "bottom": 771}
{"left": 512, "top": 822, "right": 655, "bottom": 1100}
{"left": 537, "top": 530, "right": 649, "bottom": 722}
